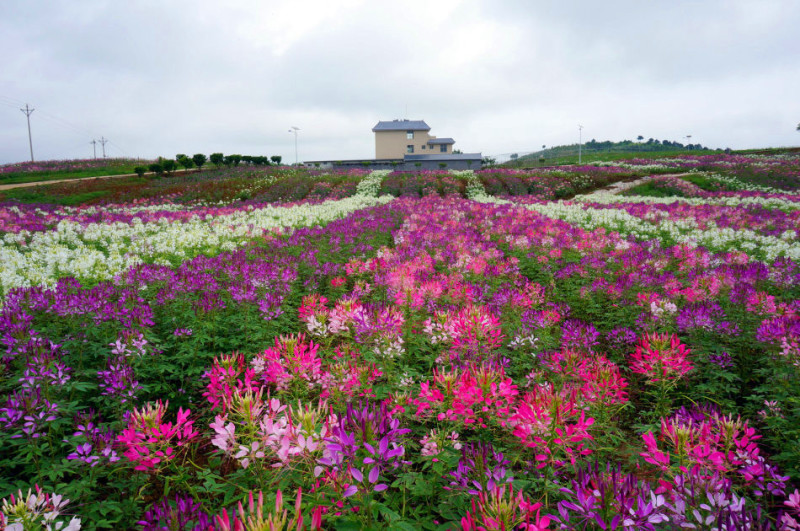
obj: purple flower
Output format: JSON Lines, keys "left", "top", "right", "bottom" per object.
{"left": 708, "top": 351, "right": 735, "bottom": 369}
{"left": 677, "top": 302, "right": 739, "bottom": 336}
{"left": 555, "top": 463, "right": 669, "bottom": 531}
{"left": 137, "top": 494, "right": 212, "bottom": 530}
{"left": 606, "top": 326, "right": 638, "bottom": 349}
{"left": 98, "top": 356, "right": 141, "bottom": 403}
{"left": 667, "top": 473, "right": 773, "bottom": 530}
{"left": 448, "top": 442, "right": 512, "bottom": 495}
{"left": 0, "top": 387, "right": 58, "bottom": 438}
{"left": 316, "top": 401, "right": 409, "bottom": 494}
{"left": 561, "top": 319, "right": 600, "bottom": 351}
{"left": 66, "top": 418, "right": 119, "bottom": 467}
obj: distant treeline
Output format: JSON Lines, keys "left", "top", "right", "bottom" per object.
{"left": 135, "top": 153, "right": 283, "bottom": 177}
{"left": 582, "top": 138, "right": 710, "bottom": 151}
{"left": 517, "top": 138, "right": 719, "bottom": 163}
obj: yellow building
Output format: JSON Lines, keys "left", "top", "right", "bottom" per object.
{"left": 372, "top": 119, "right": 455, "bottom": 159}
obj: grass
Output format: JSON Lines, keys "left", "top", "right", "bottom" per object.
{"left": 680, "top": 173, "right": 727, "bottom": 191}
{"left": 505, "top": 149, "right": 721, "bottom": 168}
{"left": 622, "top": 181, "right": 687, "bottom": 198}
{"left": 0, "top": 165, "right": 144, "bottom": 185}
{"left": 1, "top": 187, "right": 112, "bottom": 205}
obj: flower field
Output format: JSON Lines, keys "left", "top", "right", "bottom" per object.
{"left": 2, "top": 154, "right": 800, "bottom": 530}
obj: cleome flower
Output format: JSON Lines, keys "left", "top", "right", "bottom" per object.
{"left": 629, "top": 332, "right": 693, "bottom": 384}
{"left": 116, "top": 400, "right": 198, "bottom": 472}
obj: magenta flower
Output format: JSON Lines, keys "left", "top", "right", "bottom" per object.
{"left": 116, "top": 400, "right": 198, "bottom": 472}
{"left": 630, "top": 332, "right": 693, "bottom": 383}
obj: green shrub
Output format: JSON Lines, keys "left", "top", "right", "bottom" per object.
{"left": 147, "top": 163, "right": 163, "bottom": 176}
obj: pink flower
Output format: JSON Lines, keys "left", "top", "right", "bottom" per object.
{"left": 116, "top": 401, "right": 198, "bottom": 472}
{"left": 630, "top": 333, "right": 693, "bottom": 383}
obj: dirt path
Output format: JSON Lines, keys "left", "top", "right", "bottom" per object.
{"left": 0, "top": 168, "right": 193, "bottom": 192}
{"left": 577, "top": 172, "right": 692, "bottom": 197}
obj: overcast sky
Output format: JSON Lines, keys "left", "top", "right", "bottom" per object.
{"left": 1, "top": 0, "right": 799, "bottom": 165}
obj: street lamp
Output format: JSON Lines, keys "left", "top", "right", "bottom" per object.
{"left": 578, "top": 125, "right": 584, "bottom": 164}
{"left": 288, "top": 126, "right": 300, "bottom": 165}
{"left": 685, "top": 135, "right": 692, "bottom": 150}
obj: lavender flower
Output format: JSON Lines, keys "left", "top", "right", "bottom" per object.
{"left": 606, "top": 327, "right": 638, "bottom": 349}
{"left": 137, "top": 494, "right": 212, "bottom": 530}
{"left": 66, "top": 421, "right": 120, "bottom": 467}
{"left": 555, "top": 463, "right": 669, "bottom": 530}
{"left": 316, "top": 401, "right": 410, "bottom": 494}
{"left": 708, "top": 351, "right": 735, "bottom": 369}
{"left": 561, "top": 319, "right": 600, "bottom": 351}
{"left": 97, "top": 356, "right": 141, "bottom": 403}
{"left": 667, "top": 473, "right": 772, "bottom": 531}
{"left": 0, "top": 387, "right": 58, "bottom": 438}
{"left": 448, "top": 442, "right": 513, "bottom": 495}
{"left": 677, "top": 302, "right": 739, "bottom": 336}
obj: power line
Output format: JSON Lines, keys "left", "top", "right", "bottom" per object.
{"left": 108, "top": 140, "right": 128, "bottom": 157}
{"left": 20, "top": 103, "right": 35, "bottom": 162}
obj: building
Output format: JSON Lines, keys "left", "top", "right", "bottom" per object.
{"left": 372, "top": 119, "right": 455, "bottom": 158}
{"left": 303, "top": 119, "right": 482, "bottom": 171}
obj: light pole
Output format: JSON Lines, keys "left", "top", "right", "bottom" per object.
{"left": 685, "top": 135, "right": 692, "bottom": 149}
{"left": 578, "top": 125, "right": 584, "bottom": 164}
{"left": 288, "top": 126, "right": 300, "bottom": 165}
{"left": 20, "top": 103, "right": 35, "bottom": 162}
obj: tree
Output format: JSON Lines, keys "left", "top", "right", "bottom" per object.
{"left": 270, "top": 155, "right": 282, "bottom": 165}
{"left": 482, "top": 156, "right": 496, "bottom": 167}
{"left": 133, "top": 166, "right": 147, "bottom": 178}
{"left": 223, "top": 155, "right": 234, "bottom": 167}
{"left": 210, "top": 153, "right": 224, "bottom": 167}
{"left": 230, "top": 154, "right": 242, "bottom": 167}
{"left": 177, "top": 155, "right": 194, "bottom": 170}
{"left": 162, "top": 159, "right": 177, "bottom": 175}
{"left": 510, "top": 153, "right": 519, "bottom": 160}
{"left": 637, "top": 135, "right": 644, "bottom": 142}
{"left": 453, "top": 149, "right": 463, "bottom": 154}
{"left": 192, "top": 154, "right": 207, "bottom": 170}
{"left": 797, "top": 123, "right": 800, "bottom": 131}
{"left": 148, "top": 162, "right": 164, "bottom": 176}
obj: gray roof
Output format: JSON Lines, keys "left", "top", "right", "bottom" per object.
{"left": 404, "top": 153, "right": 482, "bottom": 161}
{"left": 427, "top": 137, "right": 455, "bottom": 145}
{"left": 372, "top": 119, "right": 430, "bottom": 132}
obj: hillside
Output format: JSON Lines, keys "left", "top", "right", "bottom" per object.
{"left": 509, "top": 138, "right": 719, "bottom": 166}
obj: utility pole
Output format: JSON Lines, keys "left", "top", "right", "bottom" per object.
{"left": 20, "top": 103, "right": 35, "bottom": 162}
{"left": 578, "top": 125, "right": 584, "bottom": 164}
{"left": 288, "top": 127, "right": 300, "bottom": 165}
{"left": 90, "top": 139, "right": 97, "bottom": 159}
{"left": 99, "top": 137, "right": 108, "bottom": 158}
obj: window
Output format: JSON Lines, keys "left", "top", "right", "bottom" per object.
{"left": 422, "top": 145, "right": 426, "bottom": 150}
{"left": 407, "top": 145, "right": 414, "bottom": 153}
{"left": 406, "top": 131, "right": 414, "bottom": 139}
{"left": 440, "top": 145, "right": 447, "bottom": 153}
